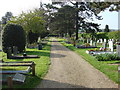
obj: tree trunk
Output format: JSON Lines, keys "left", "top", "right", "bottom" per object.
{"left": 75, "top": 2, "right": 79, "bottom": 40}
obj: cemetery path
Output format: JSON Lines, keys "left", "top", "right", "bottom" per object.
{"left": 36, "top": 38, "right": 118, "bottom": 88}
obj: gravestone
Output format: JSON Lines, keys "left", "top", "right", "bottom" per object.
{"left": 12, "top": 73, "right": 26, "bottom": 83}
{"left": 7, "top": 47, "right": 12, "bottom": 59}
{"left": 116, "top": 45, "right": 120, "bottom": 57}
{"left": 103, "top": 42, "right": 107, "bottom": 49}
{"left": 100, "top": 39, "right": 103, "bottom": 43}
{"left": 13, "top": 46, "right": 18, "bottom": 55}
{"left": 104, "top": 39, "right": 107, "bottom": 43}
{"left": 87, "top": 39, "right": 89, "bottom": 43}
{"left": 90, "top": 40, "right": 93, "bottom": 46}
{"left": 93, "top": 42, "right": 96, "bottom": 47}
{"left": 109, "top": 40, "right": 113, "bottom": 52}
{"left": 97, "top": 40, "right": 100, "bottom": 43}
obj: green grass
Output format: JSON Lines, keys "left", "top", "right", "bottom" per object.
{"left": 58, "top": 38, "right": 119, "bottom": 84}
{"left": 2, "top": 42, "right": 51, "bottom": 89}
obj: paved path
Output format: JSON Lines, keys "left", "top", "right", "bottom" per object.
{"left": 36, "top": 38, "right": 118, "bottom": 88}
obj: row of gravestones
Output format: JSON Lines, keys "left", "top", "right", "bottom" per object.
{"left": 87, "top": 39, "right": 120, "bottom": 57}
{"left": 7, "top": 46, "right": 18, "bottom": 59}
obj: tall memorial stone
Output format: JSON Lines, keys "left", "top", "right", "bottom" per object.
{"left": 103, "top": 39, "right": 107, "bottom": 49}
{"left": 90, "top": 40, "right": 93, "bottom": 46}
{"left": 93, "top": 42, "right": 96, "bottom": 47}
{"left": 7, "top": 47, "right": 12, "bottom": 59}
{"left": 116, "top": 45, "right": 120, "bottom": 57}
{"left": 108, "top": 40, "right": 113, "bottom": 52}
{"left": 100, "top": 39, "right": 103, "bottom": 43}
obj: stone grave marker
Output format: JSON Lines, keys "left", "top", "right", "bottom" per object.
{"left": 104, "top": 39, "right": 107, "bottom": 43}
{"left": 97, "top": 40, "right": 100, "bottom": 43}
{"left": 7, "top": 47, "right": 12, "bottom": 59}
{"left": 103, "top": 42, "right": 107, "bottom": 49}
{"left": 87, "top": 39, "right": 89, "bottom": 43}
{"left": 12, "top": 73, "right": 26, "bottom": 83}
{"left": 109, "top": 40, "right": 113, "bottom": 52}
{"left": 13, "top": 46, "right": 18, "bottom": 55}
{"left": 90, "top": 40, "right": 93, "bottom": 46}
{"left": 100, "top": 39, "right": 103, "bottom": 43}
{"left": 116, "top": 45, "right": 120, "bottom": 57}
{"left": 93, "top": 42, "right": 96, "bottom": 47}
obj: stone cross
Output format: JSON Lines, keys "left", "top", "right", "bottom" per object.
{"left": 116, "top": 45, "right": 120, "bottom": 57}
{"left": 108, "top": 40, "right": 113, "bottom": 52}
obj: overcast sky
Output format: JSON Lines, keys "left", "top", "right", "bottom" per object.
{"left": 0, "top": 0, "right": 119, "bottom": 29}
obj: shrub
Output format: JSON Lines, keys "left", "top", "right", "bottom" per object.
{"left": 108, "top": 31, "right": 120, "bottom": 41}
{"left": 2, "top": 23, "right": 26, "bottom": 53}
{"left": 95, "top": 53, "right": 120, "bottom": 61}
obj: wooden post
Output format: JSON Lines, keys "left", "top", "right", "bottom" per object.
{"left": 7, "top": 76, "right": 13, "bottom": 89}
{"left": 32, "top": 63, "right": 35, "bottom": 76}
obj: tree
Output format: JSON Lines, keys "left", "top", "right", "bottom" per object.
{"left": 1, "top": 12, "right": 13, "bottom": 24}
{"left": 46, "top": 2, "right": 102, "bottom": 40}
{"left": 2, "top": 24, "right": 26, "bottom": 53}
{"left": 104, "top": 25, "right": 109, "bottom": 32}
{"left": 9, "top": 9, "right": 48, "bottom": 44}
{"left": 48, "top": 5, "right": 76, "bottom": 37}
{"left": 108, "top": 31, "right": 120, "bottom": 41}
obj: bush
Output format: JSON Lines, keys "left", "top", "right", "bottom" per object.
{"left": 108, "top": 31, "right": 120, "bottom": 41}
{"left": 2, "top": 23, "right": 26, "bottom": 53}
{"left": 95, "top": 53, "right": 120, "bottom": 61}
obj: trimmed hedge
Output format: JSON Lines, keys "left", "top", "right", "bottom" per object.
{"left": 95, "top": 53, "right": 120, "bottom": 61}
{"left": 107, "top": 31, "right": 120, "bottom": 41}
{"left": 2, "top": 23, "right": 26, "bottom": 53}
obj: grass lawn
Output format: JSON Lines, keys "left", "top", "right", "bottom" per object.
{"left": 2, "top": 41, "right": 51, "bottom": 89}
{"left": 58, "top": 38, "right": 119, "bottom": 84}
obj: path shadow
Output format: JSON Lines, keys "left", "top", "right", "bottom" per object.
{"left": 50, "top": 53, "right": 66, "bottom": 58}
{"left": 35, "top": 79, "right": 118, "bottom": 90}
{"left": 35, "top": 79, "right": 89, "bottom": 88}
{"left": 51, "top": 45, "right": 68, "bottom": 51}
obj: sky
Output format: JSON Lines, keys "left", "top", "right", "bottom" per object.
{"left": 0, "top": 0, "right": 119, "bottom": 30}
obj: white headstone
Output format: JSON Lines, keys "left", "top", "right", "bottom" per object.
{"left": 116, "top": 45, "right": 120, "bottom": 57}
{"left": 109, "top": 41, "right": 113, "bottom": 52}
{"left": 93, "top": 42, "right": 96, "bottom": 47}
{"left": 103, "top": 42, "right": 106, "bottom": 48}
{"left": 100, "top": 39, "right": 103, "bottom": 43}
{"left": 97, "top": 40, "right": 99, "bottom": 43}
{"left": 104, "top": 39, "right": 107, "bottom": 43}
{"left": 90, "top": 40, "right": 93, "bottom": 46}
{"left": 87, "top": 39, "right": 89, "bottom": 43}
